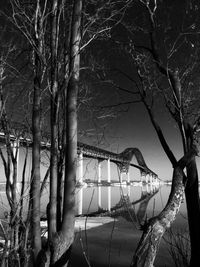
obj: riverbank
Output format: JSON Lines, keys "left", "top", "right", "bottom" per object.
{"left": 0, "top": 215, "right": 187, "bottom": 266}
{"left": 69, "top": 216, "right": 175, "bottom": 267}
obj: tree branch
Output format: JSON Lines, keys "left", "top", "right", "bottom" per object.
{"left": 131, "top": 146, "right": 198, "bottom": 267}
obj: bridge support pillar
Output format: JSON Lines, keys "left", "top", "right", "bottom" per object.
{"left": 127, "top": 185, "right": 131, "bottom": 197}
{"left": 78, "top": 152, "right": 83, "bottom": 184}
{"left": 120, "top": 172, "right": 123, "bottom": 183}
{"left": 141, "top": 174, "right": 146, "bottom": 184}
{"left": 77, "top": 187, "right": 83, "bottom": 215}
{"left": 141, "top": 183, "right": 146, "bottom": 195}
{"left": 155, "top": 177, "right": 158, "bottom": 185}
{"left": 146, "top": 184, "right": 150, "bottom": 194}
{"left": 149, "top": 175, "right": 153, "bottom": 185}
{"left": 127, "top": 172, "right": 130, "bottom": 184}
{"left": 98, "top": 160, "right": 102, "bottom": 184}
{"left": 149, "top": 176, "right": 153, "bottom": 192}
{"left": 107, "top": 158, "right": 111, "bottom": 183}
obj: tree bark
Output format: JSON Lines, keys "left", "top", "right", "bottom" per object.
{"left": 49, "top": 0, "right": 59, "bottom": 248}
{"left": 185, "top": 160, "right": 200, "bottom": 267}
{"left": 131, "top": 148, "right": 198, "bottom": 267}
{"left": 184, "top": 123, "right": 200, "bottom": 267}
{"left": 49, "top": 0, "right": 82, "bottom": 265}
{"left": 0, "top": 65, "right": 20, "bottom": 251}
{"left": 31, "top": 50, "right": 42, "bottom": 261}
{"left": 138, "top": 7, "right": 200, "bottom": 264}
{"left": 30, "top": 1, "right": 43, "bottom": 261}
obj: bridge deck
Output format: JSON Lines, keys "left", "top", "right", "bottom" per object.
{"left": 0, "top": 133, "right": 157, "bottom": 177}
{"left": 78, "top": 142, "right": 149, "bottom": 173}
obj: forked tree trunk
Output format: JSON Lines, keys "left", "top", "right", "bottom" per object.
{"left": 138, "top": 34, "right": 200, "bottom": 265}
{"left": 131, "top": 148, "right": 198, "bottom": 267}
{"left": 49, "top": 0, "right": 82, "bottom": 265}
{"left": 0, "top": 65, "right": 20, "bottom": 253}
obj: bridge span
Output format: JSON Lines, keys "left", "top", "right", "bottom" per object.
{"left": 77, "top": 142, "right": 158, "bottom": 185}
{"left": 0, "top": 132, "right": 158, "bottom": 185}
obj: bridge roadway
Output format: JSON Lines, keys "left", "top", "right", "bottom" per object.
{"left": 0, "top": 132, "right": 157, "bottom": 178}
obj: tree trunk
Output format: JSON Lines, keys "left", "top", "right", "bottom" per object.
{"left": 31, "top": 48, "right": 42, "bottom": 261}
{"left": 184, "top": 123, "right": 200, "bottom": 267}
{"left": 30, "top": 1, "right": 44, "bottom": 259}
{"left": 57, "top": 148, "right": 64, "bottom": 231}
{"left": 185, "top": 160, "right": 200, "bottom": 267}
{"left": 131, "top": 148, "right": 198, "bottom": 267}
{"left": 49, "top": 0, "right": 59, "bottom": 247}
{"left": 49, "top": 0, "right": 82, "bottom": 265}
{"left": 0, "top": 66, "right": 20, "bottom": 254}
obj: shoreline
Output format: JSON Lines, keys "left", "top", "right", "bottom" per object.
{"left": 69, "top": 216, "right": 176, "bottom": 267}
{"left": 0, "top": 215, "right": 187, "bottom": 266}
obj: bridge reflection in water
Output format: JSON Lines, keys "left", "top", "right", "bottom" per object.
{"left": 76, "top": 183, "right": 160, "bottom": 223}
{"left": 76, "top": 143, "right": 160, "bottom": 219}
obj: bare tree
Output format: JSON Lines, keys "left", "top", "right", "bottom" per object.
{"left": 30, "top": 1, "right": 45, "bottom": 261}
{"left": 131, "top": 146, "right": 199, "bottom": 267}
{"left": 7, "top": 0, "right": 135, "bottom": 265}
{"left": 100, "top": 0, "right": 200, "bottom": 265}
{"left": 0, "top": 46, "right": 32, "bottom": 266}
{"left": 0, "top": 53, "right": 21, "bottom": 265}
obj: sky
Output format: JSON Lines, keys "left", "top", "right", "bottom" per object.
{"left": 78, "top": 0, "right": 200, "bottom": 182}
{"left": 0, "top": 0, "right": 200, "bottom": 183}
{"left": 79, "top": 93, "right": 200, "bottom": 182}
{"left": 79, "top": 97, "right": 184, "bottom": 182}
{"left": 78, "top": 50, "right": 186, "bottom": 181}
